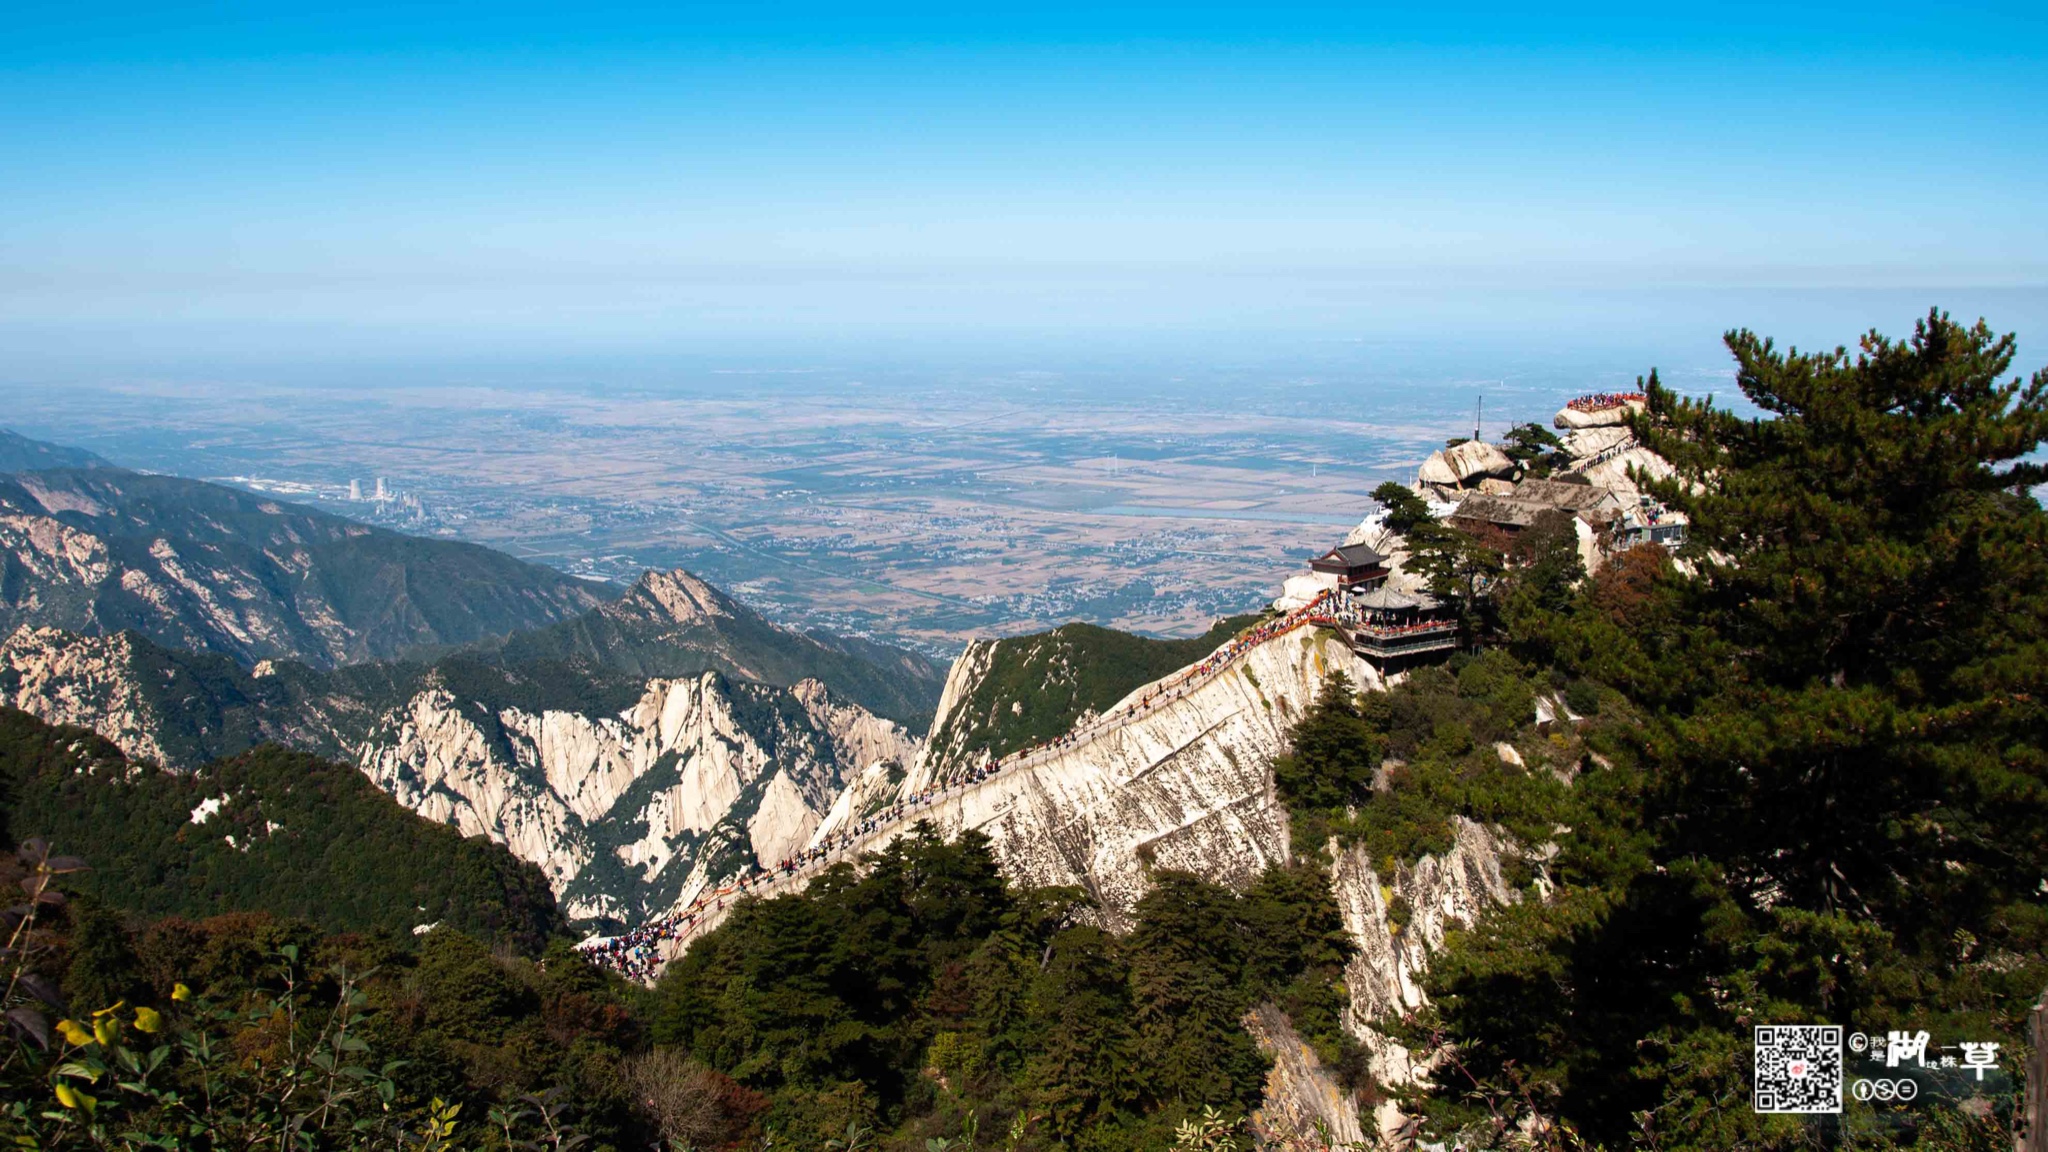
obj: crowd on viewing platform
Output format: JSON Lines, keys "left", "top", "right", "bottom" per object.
{"left": 1350, "top": 617, "right": 1457, "bottom": 637}
{"left": 576, "top": 591, "right": 1347, "bottom": 980}
{"left": 1565, "top": 391, "right": 1647, "bottom": 413}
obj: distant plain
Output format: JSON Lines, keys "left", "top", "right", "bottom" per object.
{"left": 10, "top": 290, "right": 2044, "bottom": 654}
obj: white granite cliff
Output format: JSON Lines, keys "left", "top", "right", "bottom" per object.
{"left": 798, "top": 626, "right": 1383, "bottom": 930}
{"left": 1245, "top": 1003, "right": 1369, "bottom": 1150}
{"left": 355, "top": 672, "right": 920, "bottom": 922}
{"left": 0, "top": 621, "right": 922, "bottom": 926}
{"left": 651, "top": 616, "right": 1523, "bottom": 1143}
{"left": 2, "top": 627, "right": 174, "bottom": 766}
{"left": 909, "top": 638, "right": 1002, "bottom": 782}
{"left": 1329, "top": 818, "right": 1518, "bottom": 1141}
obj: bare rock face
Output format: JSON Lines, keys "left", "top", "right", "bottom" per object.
{"left": 809, "top": 627, "right": 1381, "bottom": 929}
{"left": 791, "top": 678, "right": 917, "bottom": 778}
{"left": 358, "top": 672, "right": 920, "bottom": 923}
{"left": 1245, "top": 1002, "right": 1369, "bottom": 1149}
{"left": 1, "top": 627, "right": 170, "bottom": 766}
{"left": 908, "top": 639, "right": 1001, "bottom": 785}
{"left": 689, "top": 621, "right": 1520, "bottom": 1140}
{"left": 1328, "top": 818, "right": 1517, "bottom": 1141}
{"left": 1, "top": 511, "right": 112, "bottom": 593}
{"left": 618, "top": 569, "right": 734, "bottom": 626}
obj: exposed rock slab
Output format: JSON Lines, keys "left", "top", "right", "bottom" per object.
{"left": 753, "top": 627, "right": 1379, "bottom": 935}
{"left": 357, "top": 671, "right": 920, "bottom": 923}
{"left": 1328, "top": 818, "right": 1517, "bottom": 1142}
{"left": 1246, "top": 1002, "right": 1368, "bottom": 1149}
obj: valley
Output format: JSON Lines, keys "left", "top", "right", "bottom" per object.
{"left": 4, "top": 4, "right": 2037, "bottom": 1143}
{"left": 3, "top": 321, "right": 2042, "bottom": 1152}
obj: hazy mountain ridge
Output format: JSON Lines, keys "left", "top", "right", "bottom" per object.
{"left": 0, "top": 452, "right": 611, "bottom": 669}
{"left": 0, "top": 429, "right": 111, "bottom": 473}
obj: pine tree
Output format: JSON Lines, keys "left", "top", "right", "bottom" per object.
{"left": 1422, "top": 310, "right": 2048, "bottom": 1148}
{"left": 1634, "top": 310, "right": 2048, "bottom": 930}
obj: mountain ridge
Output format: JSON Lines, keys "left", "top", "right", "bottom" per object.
{"left": 0, "top": 623, "right": 923, "bottom": 927}
{"left": 0, "top": 460, "right": 612, "bottom": 669}
{"left": 494, "top": 568, "right": 945, "bottom": 728}
{"left": 0, "top": 429, "right": 111, "bottom": 473}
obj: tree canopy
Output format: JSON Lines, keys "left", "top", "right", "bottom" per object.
{"left": 1413, "top": 310, "right": 2048, "bottom": 1148}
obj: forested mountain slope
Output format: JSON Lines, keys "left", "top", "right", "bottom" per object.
{"left": 1377, "top": 312, "right": 2048, "bottom": 1148}
{"left": 0, "top": 706, "right": 561, "bottom": 949}
{"left": 917, "top": 613, "right": 1261, "bottom": 778}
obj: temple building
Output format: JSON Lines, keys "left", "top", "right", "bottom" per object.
{"left": 1615, "top": 496, "right": 1687, "bottom": 549}
{"left": 1449, "top": 479, "right": 1623, "bottom": 537}
{"left": 1307, "top": 543, "right": 1390, "bottom": 589}
{"left": 1341, "top": 587, "right": 1460, "bottom": 667}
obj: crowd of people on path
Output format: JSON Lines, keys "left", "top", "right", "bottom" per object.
{"left": 576, "top": 592, "right": 1344, "bottom": 981}
{"left": 1565, "top": 391, "right": 1647, "bottom": 413}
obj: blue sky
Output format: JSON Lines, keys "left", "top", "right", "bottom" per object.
{"left": 3, "top": 2, "right": 2046, "bottom": 356}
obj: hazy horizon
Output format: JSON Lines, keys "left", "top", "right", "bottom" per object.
{"left": 8, "top": 287, "right": 2046, "bottom": 388}
{"left": 6, "top": 2, "right": 2045, "bottom": 360}
{"left": 7, "top": 1, "right": 2046, "bottom": 647}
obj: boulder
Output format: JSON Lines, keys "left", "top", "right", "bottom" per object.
{"left": 1272, "top": 572, "right": 1337, "bottom": 611}
{"left": 1416, "top": 440, "right": 1515, "bottom": 487}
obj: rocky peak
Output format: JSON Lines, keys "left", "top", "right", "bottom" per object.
{"left": 614, "top": 569, "right": 735, "bottom": 626}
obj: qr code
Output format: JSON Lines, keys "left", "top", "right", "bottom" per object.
{"left": 1755, "top": 1025, "right": 1843, "bottom": 1113}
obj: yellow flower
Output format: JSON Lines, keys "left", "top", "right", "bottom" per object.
{"left": 55, "top": 1019, "right": 93, "bottom": 1047}
{"left": 133, "top": 1006, "right": 162, "bottom": 1034}
{"left": 171, "top": 983, "right": 192, "bottom": 1002}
